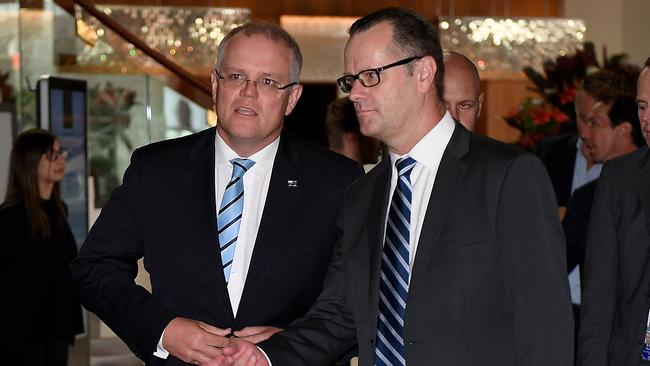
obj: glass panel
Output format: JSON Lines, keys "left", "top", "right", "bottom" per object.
{"left": 14, "top": 0, "right": 213, "bottom": 208}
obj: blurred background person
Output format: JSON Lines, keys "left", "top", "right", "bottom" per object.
{"left": 536, "top": 70, "right": 634, "bottom": 364}
{"left": 562, "top": 94, "right": 644, "bottom": 359}
{"left": 537, "top": 70, "right": 634, "bottom": 209}
{"left": 578, "top": 57, "right": 650, "bottom": 366}
{"left": 1, "top": 128, "right": 84, "bottom": 366}
{"left": 442, "top": 50, "right": 483, "bottom": 131}
{"left": 326, "top": 97, "right": 381, "bottom": 170}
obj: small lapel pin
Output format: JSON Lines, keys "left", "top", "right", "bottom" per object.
{"left": 287, "top": 180, "right": 298, "bottom": 188}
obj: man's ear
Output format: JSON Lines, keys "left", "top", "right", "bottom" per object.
{"left": 210, "top": 69, "right": 219, "bottom": 107}
{"left": 616, "top": 121, "right": 632, "bottom": 137}
{"left": 415, "top": 55, "right": 436, "bottom": 93}
{"left": 477, "top": 92, "right": 484, "bottom": 118}
{"left": 285, "top": 84, "right": 304, "bottom": 116}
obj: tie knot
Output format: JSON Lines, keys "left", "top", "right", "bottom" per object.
{"left": 395, "top": 156, "right": 416, "bottom": 178}
{"left": 230, "top": 158, "right": 255, "bottom": 178}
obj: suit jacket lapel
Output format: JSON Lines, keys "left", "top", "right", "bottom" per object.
{"left": 187, "top": 127, "right": 234, "bottom": 320}
{"left": 366, "top": 158, "right": 392, "bottom": 327}
{"left": 236, "top": 132, "right": 303, "bottom": 320}
{"left": 636, "top": 148, "right": 650, "bottom": 243}
{"left": 409, "top": 124, "right": 469, "bottom": 294}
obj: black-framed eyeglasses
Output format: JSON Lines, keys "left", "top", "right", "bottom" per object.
{"left": 215, "top": 70, "right": 298, "bottom": 94}
{"left": 336, "top": 56, "right": 423, "bottom": 93}
{"left": 45, "top": 147, "right": 68, "bottom": 161}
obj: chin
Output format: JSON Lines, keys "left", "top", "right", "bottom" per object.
{"left": 358, "top": 120, "right": 377, "bottom": 137}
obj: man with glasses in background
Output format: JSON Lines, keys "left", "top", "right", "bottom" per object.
{"left": 71, "top": 22, "right": 362, "bottom": 366}
{"left": 209, "top": 7, "right": 573, "bottom": 366}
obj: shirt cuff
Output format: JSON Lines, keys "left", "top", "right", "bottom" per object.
{"left": 258, "top": 346, "right": 272, "bottom": 365}
{"left": 153, "top": 328, "right": 169, "bottom": 359}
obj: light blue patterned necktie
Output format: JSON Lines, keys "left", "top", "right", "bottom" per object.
{"left": 217, "top": 158, "right": 255, "bottom": 282}
{"left": 375, "top": 156, "right": 416, "bottom": 366}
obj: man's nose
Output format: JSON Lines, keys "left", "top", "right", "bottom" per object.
{"left": 348, "top": 79, "right": 366, "bottom": 102}
{"left": 240, "top": 79, "right": 259, "bottom": 98}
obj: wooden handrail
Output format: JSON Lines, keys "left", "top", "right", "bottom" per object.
{"left": 72, "top": 0, "right": 212, "bottom": 98}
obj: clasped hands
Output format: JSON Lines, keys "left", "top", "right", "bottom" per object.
{"left": 162, "top": 317, "right": 278, "bottom": 365}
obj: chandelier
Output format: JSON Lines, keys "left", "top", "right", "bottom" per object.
{"left": 74, "top": 5, "right": 250, "bottom": 73}
{"left": 438, "top": 17, "right": 586, "bottom": 74}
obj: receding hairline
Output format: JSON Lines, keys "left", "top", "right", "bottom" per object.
{"left": 221, "top": 31, "right": 297, "bottom": 61}
{"left": 216, "top": 22, "right": 303, "bottom": 82}
{"left": 345, "top": 21, "right": 405, "bottom": 58}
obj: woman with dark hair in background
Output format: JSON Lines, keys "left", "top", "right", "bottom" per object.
{"left": 1, "top": 129, "right": 83, "bottom": 365}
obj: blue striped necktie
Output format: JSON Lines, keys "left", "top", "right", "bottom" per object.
{"left": 375, "top": 156, "right": 416, "bottom": 366}
{"left": 217, "top": 158, "right": 255, "bottom": 283}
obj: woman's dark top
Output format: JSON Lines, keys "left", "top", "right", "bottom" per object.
{"left": 0, "top": 199, "right": 84, "bottom": 347}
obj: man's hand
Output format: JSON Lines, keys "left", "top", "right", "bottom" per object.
{"left": 233, "top": 326, "right": 282, "bottom": 344}
{"left": 204, "top": 338, "right": 269, "bottom": 366}
{"left": 162, "top": 317, "right": 231, "bottom": 365}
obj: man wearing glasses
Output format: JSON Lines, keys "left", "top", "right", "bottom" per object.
{"left": 71, "top": 22, "right": 362, "bottom": 365}
{"left": 209, "top": 7, "right": 573, "bottom": 366}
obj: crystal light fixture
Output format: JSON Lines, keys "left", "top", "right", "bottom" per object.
{"left": 439, "top": 17, "right": 586, "bottom": 74}
{"left": 74, "top": 5, "right": 250, "bottom": 74}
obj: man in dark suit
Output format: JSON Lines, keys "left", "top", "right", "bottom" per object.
{"left": 210, "top": 8, "right": 573, "bottom": 366}
{"left": 578, "top": 57, "right": 650, "bottom": 366}
{"left": 70, "top": 22, "right": 362, "bottom": 365}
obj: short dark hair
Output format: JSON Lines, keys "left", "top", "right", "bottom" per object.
{"left": 216, "top": 21, "right": 303, "bottom": 83}
{"left": 581, "top": 70, "right": 628, "bottom": 104}
{"left": 349, "top": 7, "right": 444, "bottom": 100}
{"left": 645, "top": 56, "right": 650, "bottom": 68}
{"left": 326, "top": 98, "right": 359, "bottom": 149}
{"left": 608, "top": 94, "right": 644, "bottom": 147}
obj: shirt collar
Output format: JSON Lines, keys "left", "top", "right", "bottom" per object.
{"left": 389, "top": 111, "right": 456, "bottom": 169}
{"left": 215, "top": 131, "right": 280, "bottom": 170}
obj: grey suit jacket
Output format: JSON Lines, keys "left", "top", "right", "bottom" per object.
{"left": 578, "top": 146, "right": 650, "bottom": 366}
{"left": 261, "top": 122, "right": 574, "bottom": 365}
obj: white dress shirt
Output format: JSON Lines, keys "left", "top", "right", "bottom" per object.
{"left": 215, "top": 133, "right": 278, "bottom": 315}
{"left": 154, "top": 132, "right": 279, "bottom": 359}
{"left": 571, "top": 138, "right": 602, "bottom": 194}
{"left": 568, "top": 138, "right": 601, "bottom": 305}
{"left": 386, "top": 112, "right": 455, "bottom": 282}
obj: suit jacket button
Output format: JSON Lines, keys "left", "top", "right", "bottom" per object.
{"left": 407, "top": 340, "right": 416, "bottom": 345}
{"left": 370, "top": 339, "right": 375, "bottom": 346}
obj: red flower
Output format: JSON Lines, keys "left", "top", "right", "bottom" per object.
{"left": 532, "top": 108, "right": 551, "bottom": 125}
{"left": 551, "top": 108, "right": 569, "bottom": 123}
{"left": 559, "top": 86, "right": 576, "bottom": 105}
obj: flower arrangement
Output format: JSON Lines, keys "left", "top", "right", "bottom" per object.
{"left": 504, "top": 98, "right": 569, "bottom": 151}
{"left": 505, "top": 42, "right": 638, "bottom": 150}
